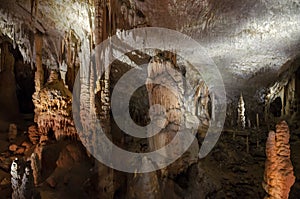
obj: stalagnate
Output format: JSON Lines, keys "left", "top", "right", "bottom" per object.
{"left": 262, "top": 121, "right": 295, "bottom": 199}
{"left": 146, "top": 53, "right": 199, "bottom": 177}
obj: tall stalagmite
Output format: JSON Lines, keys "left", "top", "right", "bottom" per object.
{"left": 237, "top": 93, "right": 246, "bottom": 129}
{"left": 263, "top": 121, "right": 295, "bottom": 199}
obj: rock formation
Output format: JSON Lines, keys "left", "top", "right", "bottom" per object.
{"left": 27, "top": 125, "right": 41, "bottom": 145}
{"left": 0, "top": 41, "right": 19, "bottom": 121}
{"left": 32, "top": 70, "right": 77, "bottom": 141}
{"left": 11, "top": 158, "right": 40, "bottom": 199}
{"left": 237, "top": 93, "right": 246, "bottom": 129}
{"left": 262, "top": 121, "right": 295, "bottom": 199}
{"left": 146, "top": 53, "right": 199, "bottom": 177}
{"left": 8, "top": 123, "right": 17, "bottom": 142}
{"left": 127, "top": 157, "right": 161, "bottom": 199}
{"left": 11, "top": 158, "right": 21, "bottom": 199}
{"left": 30, "top": 151, "right": 42, "bottom": 186}
{"left": 194, "top": 81, "right": 210, "bottom": 135}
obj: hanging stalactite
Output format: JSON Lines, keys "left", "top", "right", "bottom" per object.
{"left": 33, "top": 33, "right": 43, "bottom": 93}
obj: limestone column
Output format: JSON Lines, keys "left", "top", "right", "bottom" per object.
{"left": 94, "top": 0, "right": 114, "bottom": 198}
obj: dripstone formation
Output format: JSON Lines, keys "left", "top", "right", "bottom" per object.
{"left": 263, "top": 121, "right": 296, "bottom": 199}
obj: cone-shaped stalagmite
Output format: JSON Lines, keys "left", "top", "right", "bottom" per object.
{"left": 263, "top": 121, "right": 295, "bottom": 199}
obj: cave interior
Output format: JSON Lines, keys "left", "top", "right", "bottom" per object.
{"left": 0, "top": 0, "right": 300, "bottom": 198}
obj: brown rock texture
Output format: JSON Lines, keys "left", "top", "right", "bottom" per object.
{"left": 0, "top": 42, "right": 19, "bottom": 121}
{"left": 127, "top": 158, "right": 161, "bottom": 199}
{"left": 194, "top": 81, "right": 210, "bottom": 136}
{"left": 28, "top": 125, "right": 41, "bottom": 145}
{"left": 33, "top": 70, "right": 77, "bottom": 141}
{"left": 262, "top": 121, "right": 295, "bottom": 199}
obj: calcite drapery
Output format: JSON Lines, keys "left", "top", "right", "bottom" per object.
{"left": 262, "top": 121, "right": 295, "bottom": 199}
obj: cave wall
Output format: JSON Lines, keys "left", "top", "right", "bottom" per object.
{"left": 0, "top": 41, "right": 19, "bottom": 123}
{"left": 265, "top": 62, "right": 300, "bottom": 127}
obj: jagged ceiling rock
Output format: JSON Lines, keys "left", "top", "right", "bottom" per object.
{"left": 0, "top": 0, "right": 93, "bottom": 67}
{"left": 134, "top": 0, "right": 300, "bottom": 98}
{"left": 0, "top": 0, "right": 300, "bottom": 99}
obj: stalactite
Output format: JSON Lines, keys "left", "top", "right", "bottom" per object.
{"left": 237, "top": 93, "right": 246, "bottom": 129}
{"left": 64, "top": 30, "right": 80, "bottom": 91}
{"left": 33, "top": 33, "right": 43, "bottom": 93}
{"left": 262, "top": 121, "right": 295, "bottom": 199}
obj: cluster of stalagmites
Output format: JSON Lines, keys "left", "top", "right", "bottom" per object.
{"left": 11, "top": 158, "right": 40, "bottom": 199}
{"left": 263, "top": 121, "right": 295, "bottom": 199}
{"left": 33, "top": 70, "right": 77, "bottom": 140}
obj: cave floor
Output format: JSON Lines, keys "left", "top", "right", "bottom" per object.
{"left": 0, "top": 117, "right": 299, "bottom": 199}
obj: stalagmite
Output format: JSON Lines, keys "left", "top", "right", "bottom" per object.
{"left": 8, "top": 123, "right": 17, "bottom": 142}
{"left": 237, "top": 93, "right": 246, "bottom": 129}
{"left": 11, "top": 158, "right": 21, "bottom": 199}
{"left": 30, "top": 152, "right": 41, "bottom": 186}
{"left": 256, "top": 113, "right": 260, "bottom": 129}
{"left": 211, "top": 92, "right": 215, "bottom": 121}
{"left": 11, "top": 158, "right": 40, "bottom": 199}
{"left": 127, "top": 157, "right": 161, "bottom": 199}
{"left": 20, "top": 163, "right": 36, "bottom": 199}
{"left": 262, "top": 121, "right": 295, "bottom": 199}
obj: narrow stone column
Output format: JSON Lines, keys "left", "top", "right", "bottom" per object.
{"left": 34, "top": 33, "right": 43, "bottom": 93}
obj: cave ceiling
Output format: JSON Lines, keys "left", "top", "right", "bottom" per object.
{"left": 0, "top": 0, "right": 300, "bottom": 100}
